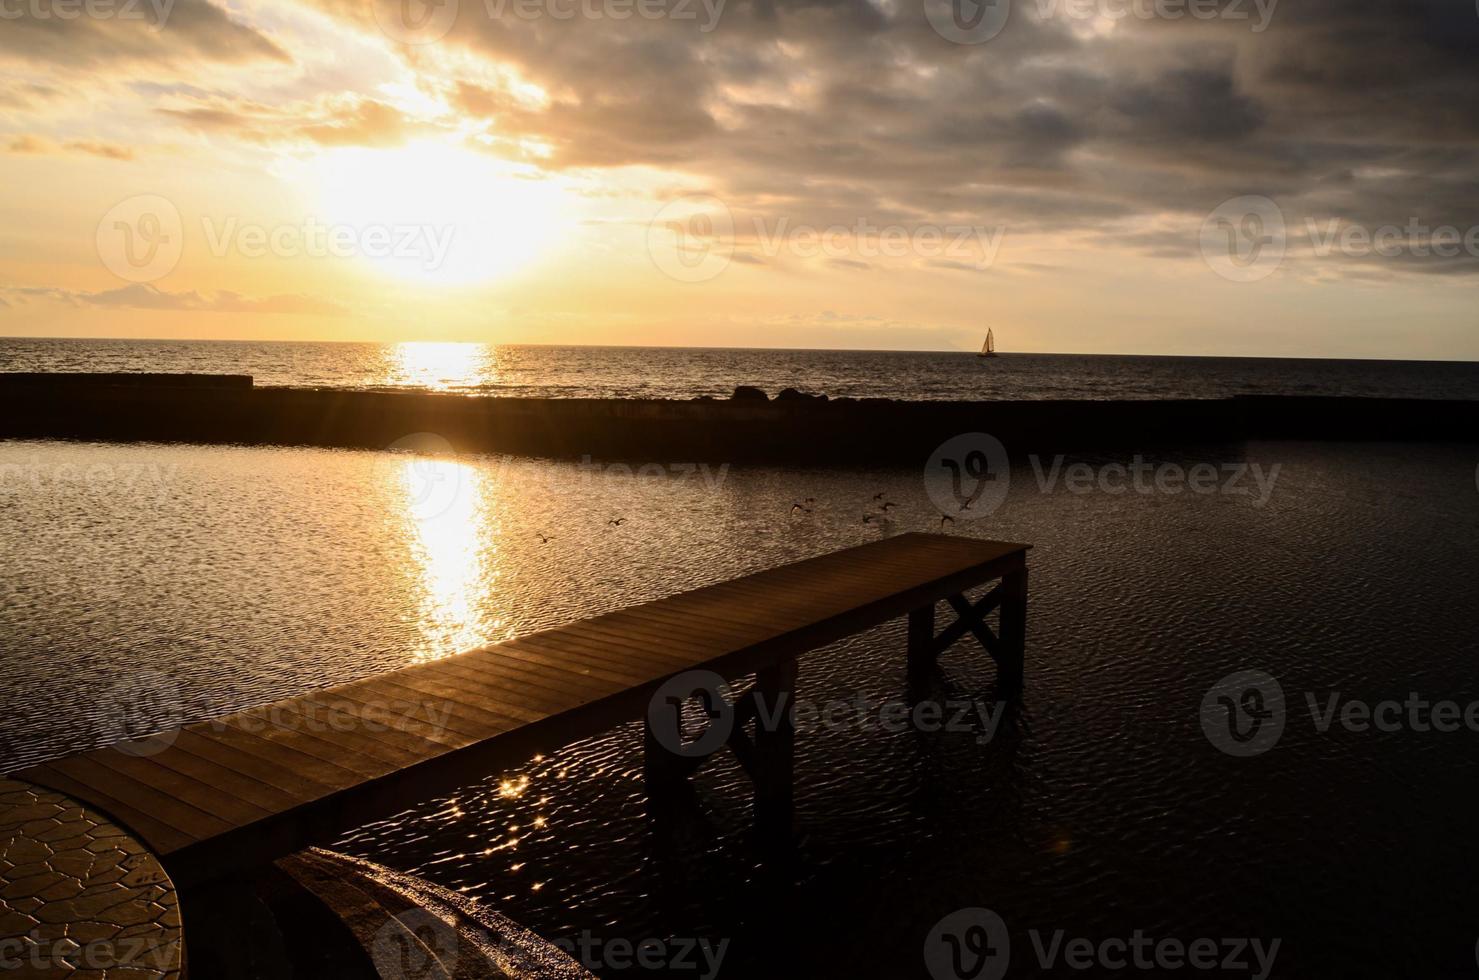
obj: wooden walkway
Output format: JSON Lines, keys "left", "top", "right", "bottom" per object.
{"left": 10, "top": 533, "right": 1028, "bottom": 886}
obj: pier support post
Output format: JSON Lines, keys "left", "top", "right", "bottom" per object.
{"left": 643, "top": 715, "right": 683, "bottom": 797}
{"left": 644, "top": 680, "right": 713, "bottom": 800}
{"left": 751, "top": 657, "right": 797, "bottom": 837}
{"left": 642, "top": 657, "right": 799, "bottom": 838}
{"left": 996, "top": 566, "right": 1028, "bottom": 695}
{"left": 907, "top": 603, "right": 937, "bottom": 673}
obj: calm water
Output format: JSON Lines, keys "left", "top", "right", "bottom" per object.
{"left": 6, "top": 337, "right": 1479, "bottom": 401}
{"left": 3, "top": 436, "right": 1479, "bottom": 977}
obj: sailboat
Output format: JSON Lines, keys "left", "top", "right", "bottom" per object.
{"left": 978, "top": 328, "right": 998, "bottom": 358}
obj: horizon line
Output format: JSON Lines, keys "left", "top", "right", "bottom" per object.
{"left": 4, "top": 335, "right": 1479, "bottom": 367}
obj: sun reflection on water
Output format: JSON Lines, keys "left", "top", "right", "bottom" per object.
{"left": 397, "top": 452, "right": 505, "bottom": 662}
{"left": 389, "top": 341, "right": 495, "bottom": 391}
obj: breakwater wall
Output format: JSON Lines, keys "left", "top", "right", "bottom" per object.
{"left": 3, "top": 374, "right": 1477, "bottom": 463}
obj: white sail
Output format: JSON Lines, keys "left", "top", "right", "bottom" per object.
{"left": 982, "top": 329, "right": 995, "bottom": 355}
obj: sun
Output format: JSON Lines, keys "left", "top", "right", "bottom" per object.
{"left": 308, "top": 140, "right": 570, "bottom": 285}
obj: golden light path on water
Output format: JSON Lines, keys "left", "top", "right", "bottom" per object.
{"left": 389, "top": 340, "right": 494, "bottom": 391}
{"left": 384, "top": 337, "right": 511, "bottom": 660}
{"left": 396, "top": 452, "right": 507, "bottom": 663}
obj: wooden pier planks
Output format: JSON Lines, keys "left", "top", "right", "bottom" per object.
{"left": 10, "top": 533, "right": 1028, "bottom": 885}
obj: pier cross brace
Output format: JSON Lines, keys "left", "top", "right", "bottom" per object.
{"left": 907, "top": 567, "right": 1028, "bottom": 690}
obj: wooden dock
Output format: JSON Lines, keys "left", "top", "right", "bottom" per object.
{"left": 9, "top": 533, "right": 1029, "bottom": 887}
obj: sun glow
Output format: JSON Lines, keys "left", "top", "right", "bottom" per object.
{"left": 310, "top": 140, "right": 571, "bottom": 284}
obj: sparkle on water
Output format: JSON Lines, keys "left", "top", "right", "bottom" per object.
{"left": 3, "top": 437, "right": 1479, "bottom": 977}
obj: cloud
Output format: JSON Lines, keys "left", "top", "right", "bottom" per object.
{"left": 65, "top": 140, "right": 135, "bottom": 159}
{"left": 0, "top": 82, "right": 63, "bottom": 110}
{"left": 282, "top": 0, "right": 1479, "bottom": 278}
{"left": 6, "top": 135, "right": 136, "bottom": 159}
{"left": 0, "top": 0, "right": 288, "bottom": 69}
{"left": 160, "top": 95, "right": 429, "bottom": 147}
{"left": 2, "top": 283, "right": 348, "bottom": 315}
{"left": 927, "top": 259, "right": 993, "bottom": 275}
{"left": 10, "top": 0, "right": 1478, "bottom": 299}
{"left": 6, "top": 135, "right": 51, "bottom": 154}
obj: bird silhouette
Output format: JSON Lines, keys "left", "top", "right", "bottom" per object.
{"left": 862, "top": 514, "right": 876, "bottom": 524}
{"left": 873, "top": 492, "right": 886, "bottom": 503}
{"left": 608, "top": 517, "right": 626, "bottom": 527}
{"left": 536, "top": 532, "right": 552, "bottom": 543}
{"left": 881, "top": 501, "right": 897, "bottom": 512}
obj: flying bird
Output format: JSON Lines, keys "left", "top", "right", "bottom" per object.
{"left": 536, "top": 532, "right": 552, "bottom": 543}
{"left": 608, "top": 518, "right": 626, "bottom": 527}
{"left": 873, "top": 492, "right": 886, "bottom": 503}
{"left": 880, "top": 501, "right": 897, "bottom": 512}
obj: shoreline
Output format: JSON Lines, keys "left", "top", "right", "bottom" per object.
{"left": 3, "top": 373, "right": 1478, "bottom": 463}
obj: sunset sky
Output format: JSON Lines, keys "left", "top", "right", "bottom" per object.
{"left": 2, "top": 0, "right": 1478, "bottom": 357}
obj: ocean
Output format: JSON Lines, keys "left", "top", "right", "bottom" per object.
{"left": 2, "top": 340, "right": 1479, "bottom": 977}
{"left": 6, "top": 336, "right": 1479, "bottom": 401}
